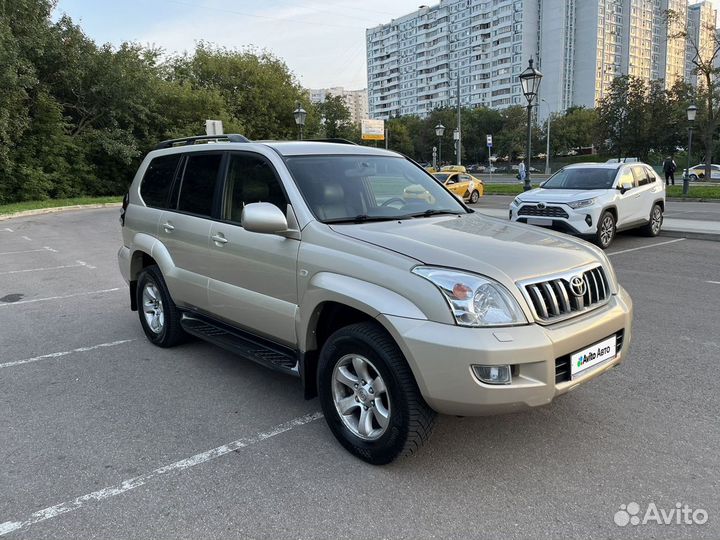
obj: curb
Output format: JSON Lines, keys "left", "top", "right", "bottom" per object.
{"left": 660, "top": 229, "right": 720, "bottom": 242}
{"left": 0, "top": 202, "right": 122, "bottom": 221}
{"left": 666, "top": 197, "right": 720, "bottom": 203}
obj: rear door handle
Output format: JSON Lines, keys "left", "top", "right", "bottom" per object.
{"left": 211, "top": 234, "right": 228, "bottom": 245}
{"left": 162, "top": 222, "right": 175, "bottom": 232}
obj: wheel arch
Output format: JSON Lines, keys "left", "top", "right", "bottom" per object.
{"left": 128, "top": 234, "right": 175, "bottom": 311}
{"left": 298, "top": 273, "right": 427, "bottom": 399}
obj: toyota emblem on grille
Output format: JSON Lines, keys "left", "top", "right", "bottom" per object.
{"left": 569, "top": 275, "right": 587, "bottom": 297}
{"left": 537, "top": 202, "right": 546, "bottom": 210}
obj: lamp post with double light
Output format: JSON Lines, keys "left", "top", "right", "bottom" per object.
{"left": 293, "top": 102, "right": 307, "bottom": 140}
{"left": 519, "top": 58, "right": 543, "bottom": 191}
{"left": 435, "top": 123, "right": 445, "bottom": 166}
{"left": 684, "top": 104, "right": 697, "bottom": 196}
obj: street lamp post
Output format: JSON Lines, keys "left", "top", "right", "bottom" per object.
{"left": 684, "top": 104, "right": 697, "bottom": 197}
{"left": 519, "top": 58, "right": 543, "bottom": 191}
{"left": 293, "top": 102, "right": 307, "bottom": 140}
{"left": 435, "top": 123, "right": 445, "bottom": 166}
{"left": 453, "top": 128, "right": 460, "bottom": 162}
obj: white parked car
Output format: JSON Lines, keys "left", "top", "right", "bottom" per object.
{"left": 510, "top": 162, "right": 665, "bottom": 248}
{"left": 685, "top": 164, "right": 720, "bottom": 181}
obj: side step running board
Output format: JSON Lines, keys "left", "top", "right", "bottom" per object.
{"left": 180, "top": 314, "right": 299, "bottom": 376}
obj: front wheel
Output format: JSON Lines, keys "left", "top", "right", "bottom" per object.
{"left": 641, "top": 204, "right": 663, "bottom": 237}
{"left": 594, "top": 211, "right": 616, "bottom": 249}
{"left": 469, "top": 190, "right": 480, "bottom": 204}
{"left": 317, "top": 322, "right": 436, "bottom": 465}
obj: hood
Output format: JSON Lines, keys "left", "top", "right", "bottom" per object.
{"left": 518, "top": 188, "right": 600, "bottom": 203}
{"left": 329, "top": 212, "right": 602, "bottom": 283}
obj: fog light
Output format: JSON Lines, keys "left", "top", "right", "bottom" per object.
{"left": 585, "top": 214, "right": 592, "bottom": 226}
{"left": 472, "top": 364, "right": 511, "bottom": 385}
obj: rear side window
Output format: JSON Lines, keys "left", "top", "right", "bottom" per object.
{"left": 140, "top": 154, "right": 181, "bottom": 208}
{"left": 177, "top": 154, "right": 223, "bottom": 216}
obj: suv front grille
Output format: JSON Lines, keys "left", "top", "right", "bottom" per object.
{"left": 522, "top": 266, "right": 610, "bottom": 323}
{"left": 555, "top": 330, "right": 625, "bottom": 383}
{"left": 518, "top": 205, "right": 569, "bottom": 218}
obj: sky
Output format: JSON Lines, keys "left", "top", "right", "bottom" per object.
{"left": 53, "top": 0, "right": 424, "bottom": 90}
{"left": 52, "top": 0, "right": 720, "bottom": 91}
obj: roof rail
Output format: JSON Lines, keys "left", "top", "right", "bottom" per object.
{"left": 306, "top": 138, "right": 358, "bottom": 145}
{"left": 154, "top": 134, "right": 251, "bottom": 150}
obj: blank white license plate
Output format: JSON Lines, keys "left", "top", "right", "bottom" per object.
{"left": 527, "top": 218, "right": 550, "bottom": 226}
{"left": 571, "top": 335, "right": 616, "bottom": 378}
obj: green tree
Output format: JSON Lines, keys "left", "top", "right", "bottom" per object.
{"left": 316, "top": 94, "right": 353, "bottom": 139}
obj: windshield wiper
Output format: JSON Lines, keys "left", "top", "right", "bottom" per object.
{"left": 400, "top": 209, "right": 465, "bottom": 219}
{"left": 324, "top": 215, "right": 400, "bottom": 224}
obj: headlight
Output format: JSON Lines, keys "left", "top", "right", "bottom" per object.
{"left": 568, "top": 198, "right": 596, "bottom": 209}
{"left": 511, "top": 197, "right": 522, "bottom": 207}
{"left": 412, "top": 267, "right": 527, "bottom": 327}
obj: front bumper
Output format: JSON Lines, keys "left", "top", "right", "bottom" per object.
{"left": 379, "top": 286, "right": 633, "bottom": 416}
{"left": 510, "top": 205, "right": 600, "bottom": 235}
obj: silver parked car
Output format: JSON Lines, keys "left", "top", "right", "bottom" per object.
{"left": 118, "top": 135, "right": 633, "bottom": 464}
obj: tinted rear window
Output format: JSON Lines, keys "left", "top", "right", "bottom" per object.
{"left": 177, "top": 153, "right": 223, "bottom": 216}
{"left": 140, "top": 155, "right": 181, "bottom": 208}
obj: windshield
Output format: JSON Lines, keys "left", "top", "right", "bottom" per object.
{"left": 284, "top": 155, "right": 467, "bottom": 223}
{"left": 542, "top": 168, "right": 617, "bottom": 190}
{"left": 433, "top": 173, "right": 450, "bottom": 182}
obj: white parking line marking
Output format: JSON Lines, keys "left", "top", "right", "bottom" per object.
{"left": 21, "top": 236, "right": 32, "bottom": 241}
{"left": 75, "top": 260, "right": 96, "bottom": 269}
{"left": 43, "top": 246, "right": 58, "bottom": 253}
{"left": 0, "top": 249, "right": 47, "bottom": 256}
{"left": 0, "top": 263, "right": 85, "bottom": 276}
{"left": 0, "top": 412, "right": 323, "bottom": 536}
{"left": 707, "top": 280, "right": 720, "bottom": 285}
{"left": 0, "top": 340, "right": 134, "bottom": 370}
{"left": 607, "top": 238, "right": 685, "bottom": 256}
{"left": 0, "top": 288, "right": 120, "bottom": 307}
{"left": 1, "top": 228, "right": 13, "bottom": 232}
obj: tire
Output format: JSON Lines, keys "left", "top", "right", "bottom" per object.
{"left": 317, "top": 322, "right": 436, "bottom": 465}
{"left": 594, "top": 210, "right": 616, "bottom": 249}
{"left": 641, "top": 203, "right": 663, "bottom": 237}
{"left": 689, "top": 174, "right": 699, "bottom": 181}
{"left": 469, "top": 190, "right": 480, "bottom": 204}
{"left": 136, "top": 265, "right": 186, "bottom": 347}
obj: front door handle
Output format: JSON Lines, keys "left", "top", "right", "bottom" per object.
{"left": 211, "top": 234, "right": 228, "bottom": 245}
{"left": 162, "top": 222, "right": 175, "bottom": 232}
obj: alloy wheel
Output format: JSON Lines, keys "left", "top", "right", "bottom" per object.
{"left": 600, "top": 215, "right": 614, "bottom": 247}
{"left": 651, "top": 207, "right": 662, "bottom": 234}
{"left": 332, "top": 354, "right": 391, "bottom": 440}
{"left": 142, "top": 281, "right": 165, "bottom": 334}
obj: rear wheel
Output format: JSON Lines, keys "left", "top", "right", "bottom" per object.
{"left": 594, "top": 211, "right": 616, "bottom": 249}
{"left": 136, "top": 265, "right": 186, "bottom": 347}
{"left": 317, "top": 322, "right": 435, "bottom": 465}
{"left": 641, "top": 203, "right": 663, "bottom": 237}
{"left": 469, "top": 190, "right": 480, "bottom": 203}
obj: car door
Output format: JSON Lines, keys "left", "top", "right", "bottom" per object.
{"left": 614, "top": 166, "right": 642, "bottom": 227}
{"left": 444, "top": 173, "right": 463, "bottom": 196}
{"left": 630, "top": 165, "right": 656, "bottom": 222}
{"left": 458, "top": 174, "right": 474, "bottom": 198}
{"left": 205, "top": 151, "right": 300, "bottom": 347}
{"left": 158, "top": 152, "right": 224, "bottom": 309}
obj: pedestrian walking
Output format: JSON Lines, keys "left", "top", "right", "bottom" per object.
{"left": 518, "top": 161, "right": 526, "bottom": 183}
{"left": 663, "top": 155, "right": 676, "bottom": 186}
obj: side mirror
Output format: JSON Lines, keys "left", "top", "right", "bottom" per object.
{"left": 241, "top": 202, "right": 291, "bottom": 236}
{"left": 617, "top": 182, "right": 633, "bottom": 194}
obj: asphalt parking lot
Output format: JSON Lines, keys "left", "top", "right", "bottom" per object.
{"left": 1, "top": 208, "right": 719, "bottom": 539}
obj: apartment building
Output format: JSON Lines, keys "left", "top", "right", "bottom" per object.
{"left": 686, "top": 1, "right": 718, "bottom": 87}
{"left": 309, "top": 87, "right": 369, "bottom": 124}
{"left": 366, "top": 0, "right": 539, "bottom": 119}
{"left": 367, "top": 0, "right": 716, "bottom": 120}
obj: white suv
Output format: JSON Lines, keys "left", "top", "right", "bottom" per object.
{"left": 510, "top": 162, "right": 665, "bottom": 248}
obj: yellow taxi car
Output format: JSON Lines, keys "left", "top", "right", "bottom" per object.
{"left": 432, "top": 166, "right": 484, "bottom": 203}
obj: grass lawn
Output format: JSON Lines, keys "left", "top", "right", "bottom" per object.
{"left": 0, "top": 196, "right": 123, "bottom": 216}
